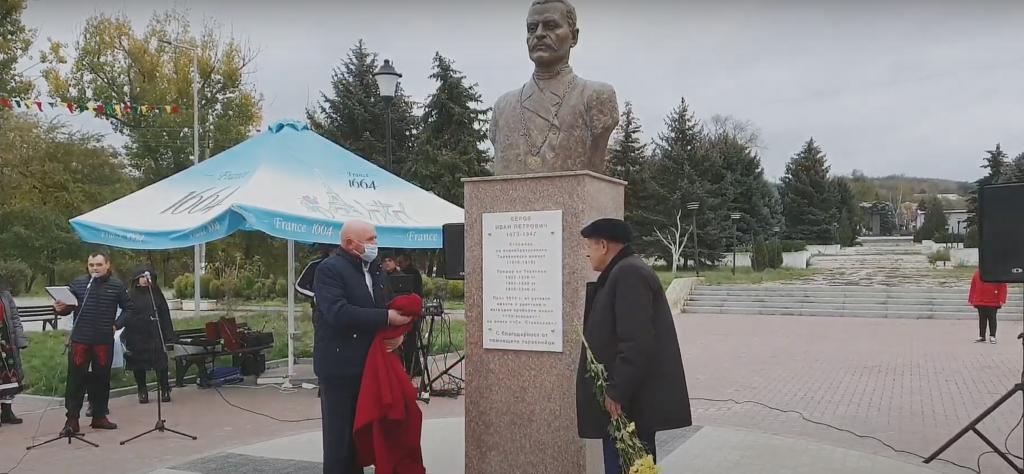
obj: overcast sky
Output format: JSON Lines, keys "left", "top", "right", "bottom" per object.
{"left": 18, "top": 0, "right": 1024, "bottom": 182}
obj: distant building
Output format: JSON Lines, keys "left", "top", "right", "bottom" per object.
{"left": 913, "top": 194, "right": 970, "bottom": 234}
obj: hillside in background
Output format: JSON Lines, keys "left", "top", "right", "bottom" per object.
{"left": 847, "top": 170, "right": 974, "bottom": 202}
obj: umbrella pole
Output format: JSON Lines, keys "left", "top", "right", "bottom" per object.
{"left": 286, "top": 239, "right": 296, "bottom": 379}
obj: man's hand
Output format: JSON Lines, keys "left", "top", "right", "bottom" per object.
{"left": 54, "top": 301, "right": 67, "bottom": 313}
{"left": 383, "top": 335, "right": 405, "bottom": 352}
{"left": 387, "top": 309, "right": 412, "bottom": 326}
{"left": 605, "top": 395, "right": 622, "bottom": 420}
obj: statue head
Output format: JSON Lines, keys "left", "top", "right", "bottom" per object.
{"left": 526, "top": 0, "right": 579, "bottom": 70}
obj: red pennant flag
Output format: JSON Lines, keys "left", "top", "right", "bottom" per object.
{"left": 34, "top": 101, "right": 42, "bottom": 111}
{"left": 124, "top": 104, "right": 132, "bottom": 113}
{"left": 1, "top": 98, "right": 10, "bottom": 110}
{"left": 95, "top": 104, "right": 105, "bottom": 115}
{"left": 66, "top": 102, "right": 75, "bottom": 113}
{"left": 171, "top": 105, "right": 180, "bottom": 114}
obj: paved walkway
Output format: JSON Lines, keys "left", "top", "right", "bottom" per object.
{"left": 5, "top": 315, "right": 1020, "bottom": 474}
{"left": 147, "top": 420, "right": 947, "bottom": 474}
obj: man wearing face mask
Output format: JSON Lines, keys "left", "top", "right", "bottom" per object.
{"left": 313, "top": 219, "right": 413, "bottom": 474}
{"left": 575, "top": 218, "right": 691, "bottom": 474}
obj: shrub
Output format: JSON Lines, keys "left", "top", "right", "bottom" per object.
{"left": 751, "top": 237, "right": 783, "bottom": 272}
{"left": 172, "top": 273, "right": 216, "bottom": 299}
{"left": 276, "top": 279, "right": 288, "bottom": 299}
{"left": 446, "top": 280, "right": 465, "bottom": 300}
{"left": 209, "top": 279, "right": 223, "bottom": 299}
{"left": 423, "top": 277, "right": 436, "bottom": 299}
{"left": 0, "top": 259, "right": 32, "bottom": 296}
{"left": 778, "top": 240, "right": 808, "bottom": 253}
{"left": 927, "top": 248, "right": 951, "bottom": 265}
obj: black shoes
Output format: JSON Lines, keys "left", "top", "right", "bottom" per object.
{"left": 0, "top": 404, "right": 22, "bottom": 425}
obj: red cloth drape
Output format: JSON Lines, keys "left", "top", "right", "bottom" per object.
{"left": 353, "top": 294, "right": 426, "bottom": 474}
{"left": 969, "top": 270, "right": 1008, "bottom": 308}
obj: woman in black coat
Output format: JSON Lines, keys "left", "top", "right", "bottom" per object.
{"left": 115, "top": 265, "right": 175, "bottom": 404}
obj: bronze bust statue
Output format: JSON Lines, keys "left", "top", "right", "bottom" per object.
{"left": 489, "top": 0, "right": 619, "bottom": 176}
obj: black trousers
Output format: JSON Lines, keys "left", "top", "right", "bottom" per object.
{"left": 401, "top": 319, "right": 423, "bottom": 378}
{"left": 133, "top": 368, "right": 171, "bottom": 392}
{"left": 65, "top": 343, "right": 113, "bottom": 420}
{"left": 320, "top": 378, "right": 362, "bottom": 474}
{"left": 977, "top": 306, "right": 998, "bottom": 337}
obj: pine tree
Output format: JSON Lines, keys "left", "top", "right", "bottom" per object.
{"left": 915, "top": 197, "right": 948, "bottom": 242}
{"left": 649, "top": 97, "right": 713, "bottom": 266}
{"left": 964, "top": 144, "right": 1009, "bottom": 236}
{"left": 307, "top": 40, "right": 418, "bottom": 176}
{"left": 779, "top": 138, "right": 838, "bottom": 244}
{"left": 707, "top": 132, "right": 775, "bottom": 248}
{"left": 1007, "top": 152, "right": 1024, "bottom": 182}
{"left": 407, "top": 53, "right": 491, "bottom": 206}
{"left": 606, "top": 101, "right": 657, "bottom": 254}
{"left": 831, "top": 177, "right": 861, "bottom": 245}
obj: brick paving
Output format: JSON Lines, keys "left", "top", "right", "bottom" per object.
{"left": 679, "top": 313, "right": 1024, "bottom": 474}
{"left": 3, "top": 314, "right": 1021, "bottom": 474}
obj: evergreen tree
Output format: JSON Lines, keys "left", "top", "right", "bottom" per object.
{"left": 915, "top": 197, "right": 948, "bottom": 242}
{"left": 407, "top": 53, "right": 491, "bottom": 206}
{"left": 606, "top": 101, "right": 657, "bottom": 255}
{"left": 649, "top": 97, "right": 730, "bottom": 266}
{"left": 779, "top": 138, "right": 838, "bottom": 244}
{"left": 964, "top": 143, "right": 1009, "bottom": 236}
{"left": 705, "top": 132, "right": 773, "bottom": 249}
{"left": 831, "top": 177, "right": 861, "bottom": 245}
{"left": 1007, "top": 152, "right": 1024, "bottom": 182}
{"left": 307, "top": 40, "right": 418, "bottom": 176}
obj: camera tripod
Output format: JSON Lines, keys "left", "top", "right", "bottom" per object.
{"left": 923, "top": 300, "right": 1024, "bottom": 473}
{"left": 120, "top": 274, "right": 197, "bottom": 445}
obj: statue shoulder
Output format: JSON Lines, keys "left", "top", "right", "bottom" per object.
{"left": 492, "top": 89, "right": 520, "bottom": 114}
{"left": 578, "top": 78, "right": 618, "bottom": 132}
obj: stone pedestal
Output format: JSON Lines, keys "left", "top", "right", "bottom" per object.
{"left": 462, "top": 171, "right": 626, "bottom": 474}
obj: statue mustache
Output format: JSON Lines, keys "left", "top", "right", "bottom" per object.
{"left": 530, "top": 39, "right": 558, "bottom": 51}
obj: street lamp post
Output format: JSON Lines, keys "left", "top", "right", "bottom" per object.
{"left": 373, "top": 60, "right": 402, "bottom": 173}
{"left": 160, "top": 39, "right": 202, "bottom": 318}
{"left": 687, "top": 202, "right": 700, "bottom": 276}
{"left": 730, "top": 213, "right": 742, "bottom": 275}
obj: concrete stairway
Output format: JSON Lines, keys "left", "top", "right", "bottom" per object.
{"left": 684, "top": 285, "right": 1024, "bottom": 320}
{"left": 809, "top": 245, "right": 932, "bottom": 270}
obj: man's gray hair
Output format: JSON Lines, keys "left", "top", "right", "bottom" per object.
{"left": 530, "top": 0, "right": 577, "bottom": 30}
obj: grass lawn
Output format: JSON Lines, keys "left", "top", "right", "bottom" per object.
{"left": 929, "top": 265, "right": 977, "bottom": 277}
{"left": 656, "top": 267, "right": 820, "bottom": 288}
{"left": 20, "top": 312, "right": 465, "bottom": 396}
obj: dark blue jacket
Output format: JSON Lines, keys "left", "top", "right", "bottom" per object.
{"left": 56, "top": 273, "right": 133, "bottom": 345}
{"left": 312, "top": 251, "right": 393, "bottom": 381}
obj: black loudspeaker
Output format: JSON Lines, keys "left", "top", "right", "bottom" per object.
{"left": 978, "top": 182, "right": 1024, "bottom": 283}
{"left": 442, "top": 223, "right": 465, "bottom": 280}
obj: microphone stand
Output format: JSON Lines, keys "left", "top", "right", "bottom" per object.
{"left": 28, "top": 276, "right": 99, "bottom": 450}
{"left": 120, "top": 276, "right": 197, "bottom": 445}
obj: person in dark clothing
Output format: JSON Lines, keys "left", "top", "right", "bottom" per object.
{"left": 575, "top": 219, "right": 691, "bottom": 474}
{"left": 382, "top": 256, "right": 401, "bottom": 276}
{"left": 115, "top": 265, "right": 175, "bottom": 404}
{"left": 396, "top": 253, "right": 424, "bottom": 378}
{"left": 296, "top": 244, "right": 334, "bottom": 399}
{"left": 314, "top": 220, "right": 412, "bottom": 474}
{"left": 296, "top": 244, "right": 335, "bottom": 327}
{"left": 1, "top": 277, "right": 28, "bottom": 427}
{"left": 53, "top": 253, "right": 133, "bottom": 433}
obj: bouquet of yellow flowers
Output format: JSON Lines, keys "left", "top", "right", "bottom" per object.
{"left": 579, "top": 329, "right": 661, "bottom": 474}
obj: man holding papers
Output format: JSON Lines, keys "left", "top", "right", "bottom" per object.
{"left": 52, "top": 253, "right": 133, "bottom": 433}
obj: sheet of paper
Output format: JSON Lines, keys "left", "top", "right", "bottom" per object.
{"left": 45, "top": 286, "right": 78, "bottom": 306}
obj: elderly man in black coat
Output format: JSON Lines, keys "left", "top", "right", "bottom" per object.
{"left": 576, "top": 218, "right": 692, "bottom": 474}
{"left": 313, "top": 219, "right": 413, "bottom": 474}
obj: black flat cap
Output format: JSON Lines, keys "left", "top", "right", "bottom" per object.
{"left": 580, "top": 218, "right": 634, "bottom": 244}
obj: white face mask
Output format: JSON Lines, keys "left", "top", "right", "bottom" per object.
{"left": 360, "top": 243, "right": 379, "bottom": 263}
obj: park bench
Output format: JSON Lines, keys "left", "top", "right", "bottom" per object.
{"left": 17, "top": 305, "right": 59, "bottom": 331}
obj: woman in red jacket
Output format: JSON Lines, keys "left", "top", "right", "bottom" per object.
{"left": 968, "top": 269, "right": 1007, "bottom": 344}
